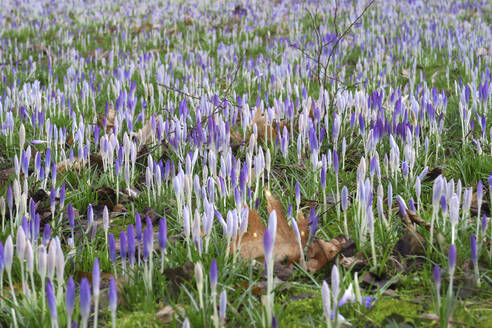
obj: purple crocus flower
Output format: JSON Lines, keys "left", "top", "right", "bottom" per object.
{"left": 210, "top": 259, "right": 218, "bottom": 291}
{"left": 108, "top": 276, "right": 117, "bottom": 312}
{"left": 43, "top": 224, "right": 51, "bottom": 246}
{"left": 120, "top": 231, "right": 127, "bottom": 261}
{"left": 80, "top": 278, "right": 91, "bottom": 327}
{"left": 433, "top": 264, "right": 441, "bottom": 290}
{"left": 333, "top": 150, "right": 339, "bottom": 176}
{"left": 341, "top": 186, "right": 348, "bottom": 211}
{"left": 135, "top": 213, "right": 142, "bottom": 242}
{"left": 0, "top": 241, "right": 4, "bottom": 274}
{"left": 158, "top": 218, "right": 167, "bottom": 251}
{"left": 108, "top": 233, "right": 116, "bottom": 264}
{"left": 59, "top": 184, "right": 66, "bottom": 208}
{"left": 93, "top": 258, "right": 100, "bottom": 296}
{"left": 46, "top": 278, "right": 57, "bottom": 323}
{"left": 448, "top": 244, "right": 457, "bottom": 275}
{"left": 66, "top": 276, "right": 75, "bottom": 322}
{"left": 263, "top": 229, "right": 274, "bottom": 265}
{"left": 127, "top": 225, "right": 135, "bottom": 266}
{"left": 308, "top": 206, "right": 318, "bottom": 238}
{"left": 470, "top": 234, "right": 477, "bottom": 263}
{"left": 67, "top": 204, "right": 75, "bottom": 229}
{"left": 219, "top": 289, "right": 227, "bottom": 321}
{"left": 143, "top": 227, "right": 152, "bottom": 260}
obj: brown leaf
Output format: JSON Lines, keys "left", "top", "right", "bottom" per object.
{"left": 423, "top": 167, "right": 443, "bottom": 182}
{"left": 395, "top": 227, "right": 426, "bottom": 257}
{"left": 55, "top": 158, "right": 84, "bottom": 174}
{"left": 99, "top": 104, "right": 116, "bottom": 133}
{"left": 0, "top": 167, "right": 15, "bottom": 184}
{"left": 156, "top": 305, "right": 185, "bottom": 324}
{"left": 306, "top": 235, "right": 349, "bottom": 272}
{"left": 470, "top": 191, "right": 490, "bottom": 217}
{"left": 236, "top": 189, "right": 309, "bottom": 264}
{"left": 248, "top": 108, "right": 289, "bottom": 143}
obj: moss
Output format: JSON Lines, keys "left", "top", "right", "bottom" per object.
{"left": 367, "top": 297, "right": 423, "bottom": 325}
{"left": 279, "top": 298, "right": 322, "bottom": 328}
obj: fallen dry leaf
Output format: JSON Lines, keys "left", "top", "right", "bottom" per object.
{"left": 306, "top": 235, "right": 349, "bottom": 272}
{"left": 235, "top": 189, "right": 309, "bottom": 264}
{"left": 395, "top": 227, "right": 426, "bottom": 257}
{"left": 99, "top": 104, "right": 116, "bottom": 133}
{"left": 156, "top": 305, "right": 185, "bottom": 324}
{"left": 247, "top": 108, "right": 289, "bottom": 144}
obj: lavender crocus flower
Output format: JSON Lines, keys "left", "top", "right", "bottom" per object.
{"left": 66, "top": 276, "right": 75, "bottom": 324}
{"left": 263, "top": 229, "right": 274, "bottom": 265}
{"left": 108, "top": 233, "right": 116, "bottom": 264}
{"left": 127, "top": 225, "right": 135, "bottom": 267}
{"left": 219, "top": 289, "right": 227, "bottom": 321}
{"left": 448, "top": 244, "right": 457, "bottom": 275}
{"left": 470, "top": 234, "right": 477, "bottom": 263}
{"left": 210, "top": 259, "right": 218, "bottom": 291}
{"left": 108, "top": 276, "right": 117, "bottom": 328}
{"left": 158, "top": 218, "right": 167, "bottom": 251}
{"left": 80, "top": 278, "right": 91, "bottom": 328}
{"left": 321, "top": 280, "right": 331, "bottom": 327}
{"left": 46, "top": 278, "right": 58, "bottom": 324}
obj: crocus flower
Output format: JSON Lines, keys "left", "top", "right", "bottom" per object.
{"left": 108, "top": 233, "right": 116, "bottom": 264}
{"left": 219, "top": 289, "right": 227, "bottom": 322}
{"left": 108, "top": 276, "right": 118, "bottom": 328}
{"left": 210, "top": 259, "right": 218, "bottom": 291}
{"left": 321, "top": 281, "right": 331, "bottom": 328}
{"left": 80, "top": 278, "right": 91, "bottom": 328}
{"left": 448, "top": 244, "right": 457, "bottom": 275}
{"left": 66, "top": 276, "right": 75, "bottom": 325}
{"left": 46, "top": 278, "right": 58, "bottom": 325}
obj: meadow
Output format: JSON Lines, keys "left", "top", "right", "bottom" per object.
{"left": 0, "top": 0, "right": 491, "bottom": 327}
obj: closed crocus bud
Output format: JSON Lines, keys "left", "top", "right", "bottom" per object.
{"left": 87, "top": 204, "right": 94, "bottom": 229}
{"left": 135, "top": 213, "right": 142, "bottom": 242}
{"left": 331, "top": 265, "right": 340, "bottom": 308}
{"left": 38, "top": 245, "right": 47, "bottom": 279}
{"left": 127, "top": 225, "right": 135, "bottom": 266}
{"left": 16, "top": 227, "right": 26, "bottom": 262}
{"left": 481, "top": 214, "right": 488, "bottom": 234}
{"left": 449, "top": 194, "right": 459, "bottom": 225}
{"left": 433, "top": 264, "right": 441, "bottom": 289}
{"left": 50, "top": 186, "right": 56, "bottom": 212}
{"left": 448, "top": 244, "right": 457, "bottom": 275}
{"left": 59, "top": 184, "right": 66, "bottom": 209}
{"left": 4, "top": 236, "right": 13, "bottom": 273}
{"left": 108, "top": 233, "right": 116, "bottom": 264}
{"left": 93, "top": 258, "right": 100, "bottom": 296}
{"left": 25, "top": 240, "right": 34, "bottom": 274}
{"left": 308, "top": 206, "right": 318, "bottom": 238}
{"left": 341, "top": 186, "right": 348, "bottom": 211}
{"left": 66, "top": 276, "right": 75, "bottom": 319}
{"left": 46, "top": 279, "right": 57, "bottom": 323}
{"left": 158, "top": 218, "right": 167, "bottom": 251}
{"left": 263, "top": 229, "right": 274, "bottom": 265}
{"left": 108, "top": 276, "right": 117, "bottom": 312}
{"left": 43, "top": 224, "right": 51, "bottom": 246}
{"left": 80, "top": 278, "right": 91, "bottom": 325}
{"left": 210, "top": 259, "right": 218, "bottom": 291}
{"left": 333, "top": 150, "right": 339, "bottom": 175}
{"left": 395, "top": 195, "right": 407, "bottom": 217}
{"left": 56, "top": 245, "right": 65, "bottom": 282}
{"left": 120, "top": 231, "right": 127, "bottom": 261}
{"left": 0, "top": 241, "right": 4, "bottom": 274}
{"left": 47, "top": 241, "right": 56, "bottom": 280}
{"left": 142, "top": 227, "right": 151, "bottom": 260}
{"left": 415, "top": 177, "right": 421, "bottom": 199}
{"left": 268, "top": 209, "right": 277, "bottom": 243}
{"left": 67, "top": 204, "right": 74, "bottom": 229}
{"left": 470, "top": 234, "right": 477, "bottom": 263}
{"left": 477, "top": 180, "right": 483, "bottom": 204}
{"left": 295, "top": 181, "right": 301, "bottom": 208}
{"left": 321, "top": 280, "right": 331, "bottom": 323}
{"left": 432, "top": 176, "right": 442, "bottom": 206}
{"left": 219, "top": 289, "right": 227, "bottom": 321}
{"left": 195, "top": 262, "right": 203, "bottom": 293}
{"left": 103, "top": 206, "right": 109, "bottom": 233}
